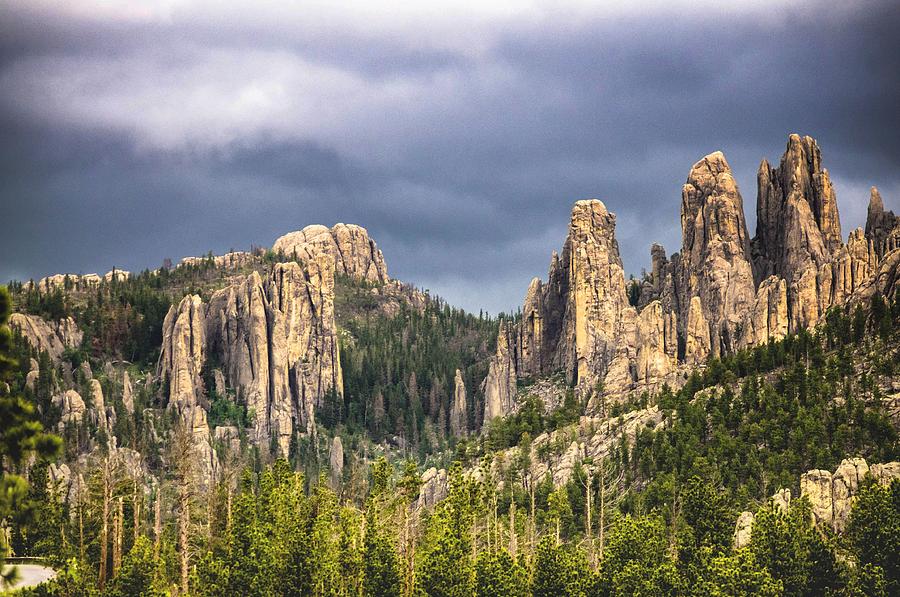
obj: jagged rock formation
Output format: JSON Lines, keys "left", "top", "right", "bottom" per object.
{"left": 866, "top": 187, "right": 900, "bottom": 259}
{"left": 88, "top": 379, "right": 109, "bottom": 431}
{"left": 179, "top": 251, "right": 256, "bottom": 270}
{"left": 678, "top": 152, "right": 756, "bottom": 360}
{"left": 9, "top": 313, "right": 82, "bottom": 361}
{"left": 52, "top": 389, "right": 86, "bottom": 430}
{"left": 450, "top": 369, "right": 467, "bottom": 436}
{"left": 29, "top": 270, "right": 129, "bottom": 293}
{"left": 122, "top": 371, "right": 134, "bottom": 415}
{"left": 157, "top": 257, "right": 343, "bottom": 466}
{"left": 753, "top": 134, "right": 842, "bottom": 283}
{"left": 734, "top": 458, "right": 900, "bottom": 546}
{"left": 481, "top": 320, "right": 518, "bottom": 422}
{"left": 417, "top": 467, "right": 449, "bottom": 510}
{"left": 273, "top": 223, "right": 388, "bottom": 284}
{"left": 801, "top": 458, "right": 900, "bottom": 533}
{"left": 330, "top": 435, "right": 344, "bottom": 490}
{"left": 483, "top": 134, "right": 900, "bottom": 424}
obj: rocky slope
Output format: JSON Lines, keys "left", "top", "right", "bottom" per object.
{"left": 482, "top": 134, "right": 900, "bottom": 423}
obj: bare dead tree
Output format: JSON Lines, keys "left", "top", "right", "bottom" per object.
{"left": 169, "top": 422, "right": 198, "bottom": 595}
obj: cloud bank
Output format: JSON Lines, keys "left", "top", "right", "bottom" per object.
{"left": 2, "top": 0, "right": 898, "bottom": 313}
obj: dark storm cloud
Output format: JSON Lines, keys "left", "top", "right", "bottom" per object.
{"left": 2, "top": 1, "right": 899, "bottom": 314}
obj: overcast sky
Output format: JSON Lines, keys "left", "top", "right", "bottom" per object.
{"left": 2, "top": 1, "right": 898, "bottom": 314}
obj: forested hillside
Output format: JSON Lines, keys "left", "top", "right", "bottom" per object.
{"left": 2, "top": 273, "right": 898, "bottom": 595}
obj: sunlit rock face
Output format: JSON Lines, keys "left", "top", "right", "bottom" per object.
{"left": 273, "top": 223, "right": 388, "bottom": 284}
{"left": 157, "top": 257, "right": 343, "bottom": 473}
{"left": 483, "top": 133, "right": 900, "bottom": 421}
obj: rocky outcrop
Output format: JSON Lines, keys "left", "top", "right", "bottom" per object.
{"left": 484, "top": 133, "right": 899, "bottom": 423}
{"left": 866, "top": 187, "right": 900, "bottom": 260}
{"left": 733, "top": 511, "right": 755, "bottom": 549}
{"left": 753, "top": 134, "right": 841, "bottom": 284}
{"left": 88, "top": 379, "right": 109, "bottom": 432}
{"left": 450, "top": 369, "right": 467, "bottom": 436}
{"left": 678, "top": 152, "right": 756, "bottom": 358}
{"left": 206, "top": 259, "right": 343, "bottom": 452}
{"left": 791, "top": 458, "right": 898, "bottom": 534}
{"left": 417, "top": 467, "right": 449, "bottom": 510}
{"left": 562, "top": 200, "right": 631, "bottom": 386}
{"left": 158, "top": 258, "right": 343, "bottom": 462}
{"left": 30, "top": 270, "right": 127, "bottom": 293}
{"left": 330, "top": 435, "right": 344, "bottom": 490}
{"left": 482, "top": 320, "right": 518, "bottom": 423}
{"left": 733, "top": 458, "right": 900, "bottom": 548}
{"left": 158, "top": 295, "right": 206, "bottom": 412}
{"left": 9, "top": 313, "right": 82, "bottom": 361}
{"left": 122, "top": 371, "right": 134, "bottom": 416}
{"left": 273, "top": 223, "right": 388, "bottom": 284}
{"left": 52, "top": 389, "right": 86, "bottom": 430}
{"left": 179, "top": 251, "right": 256, "bottom": 270}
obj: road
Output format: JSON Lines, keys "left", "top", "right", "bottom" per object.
{"left": 2, "top": 564, "right": 56, "bottom": 591}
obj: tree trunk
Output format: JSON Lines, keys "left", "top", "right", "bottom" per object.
{"left": 133, "top": 479, "right": 140, "bottom": 544}
{"left": 226, "top": 486, "right": 233, "bottom": 538}
{"left": 113, "top": 497, "right": 123, "bottom": 576}
{"left": 179, "top": 484, "right": 190, "bottom": 594}
{"left": 99, "top": 460, "right": 110, "bottom": 590}
{"left": 508, "top": 501, "right": 517, "bottom": 558}
{"left": 586, "top": 469, "right": 594, "bottom": 568}
{"left": 153, "top": 490, "right": 162, "bottom": 563}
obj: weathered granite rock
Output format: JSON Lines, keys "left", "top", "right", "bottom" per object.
{"left": 212, "top": 369, "right": 227, "bottom": 398}
{"left": 679, "top": 151, "right": 756, "bottom": 357}
{"left": 684, "top": 296, "right": 711, "bottom": 366}
{"left": 88, "top": 379, "right": 108, "bottom": 431}
{"left": 450, "top": 369, "right": 468, "bottom": 436}
{"left": 742, "top": 275, "right": 789, "bottom": 347}
{"left": 53, "top": 389, "right": 86, "bottom": 430}
{"left": 832, "top": 457, "right": 869, "bottom": 533}
{"left": 330, "top": 435, "right": 344, "bottom": 489}
{"left": 795, "top": 458, "right": 900, "bottom": 533}
{"left": 31, "top": 273, "right": 102, "bottom": 293}
{"left": 9, "top": 313, "right": 82, "bottom": 362}
{"left": 179, "top": 251, "right": 256, "bottom": 270}
{"left": 213, "top": 425, "right": 242, "bottom": 455}
{"left": 866, "top": 187, "right": 900, "bottom": 260}
{"left": 634, "top": 300, "right": 677, "bottom": 386}
{"left": 273, "top": 223, "right": 388, "bottom": 284}
{"left": 771, "top": 488, "right": 791, "bottom": 513}
{"left": 158, "top": 295, "right": 207, "bottom": 412}
{"left": 870, "top": 462, "right": 900, "bottom": 484}
{"left": 753, "top": 134, "right": 841, "bottom": 284}
{"left": 482, "top": 320, "right": 518, "bottom": 423}
{"left": 518, "top": 278, "right": 545, "bottom": 377}
{"left": 563, "top": 200, "right": 631, "bottom": 386}
{"left": 417, "top": 467, "right": 449, "bottom": 510}
{"left": 800, "top": 468, "right": 833, "bottom": 528}
{"left": 734, "top": 511, "right": 755, "bottom": 549}
{"left": 103, "top": 269, "right": 130, "bottom": 283}
{"left": 158, "top": 258, "right": 343, "bottom": 460}
{"left": 122, "top": 370, "right": 134, "bottom": 415}
{"left": 25, "top": 358, "right": 39, "bottom": 391}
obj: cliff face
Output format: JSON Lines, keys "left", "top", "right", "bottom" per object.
{"left": 157, "top": 257, "right": 343, "bottom": 465}
{"left": 484, "top": 133, "right": 900, "bottom": 424}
